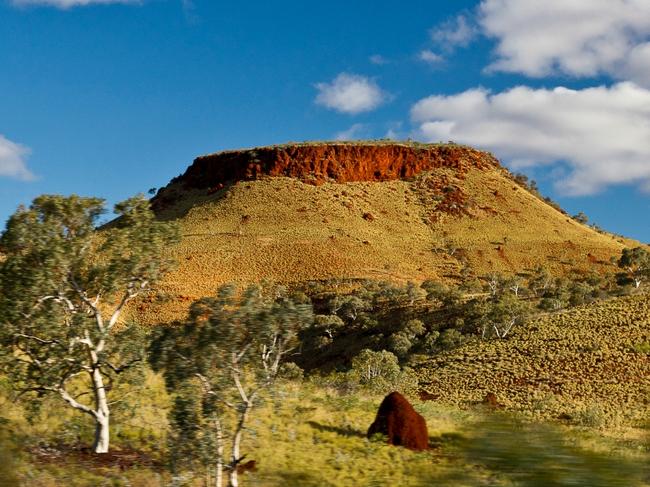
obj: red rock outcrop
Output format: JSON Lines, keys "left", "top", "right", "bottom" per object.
{"left": 164, "top": 143, "right": 497, "bottom": 190}
{"left": 367, "top": 391, "right": 429, "bottom": 451}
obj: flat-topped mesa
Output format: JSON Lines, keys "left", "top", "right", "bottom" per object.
{"left": 169, "top": 143, "right": 499, "bottom": 190}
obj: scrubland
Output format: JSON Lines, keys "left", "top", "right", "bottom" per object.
{"left": 3, "top": 292, "right": 648, "bottom": 486}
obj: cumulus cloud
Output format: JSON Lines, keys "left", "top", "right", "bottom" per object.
{"left": 411, "top": 82, "right": 650, "bottom": 195}
{"left": 0, "top": 135, "right": 34, "bottom": 181}
{"left": 625, "top": 42, "right": 650, "bottom": 87}
{"left": 11, "top": 0, "right": 140, "bottom": 7}
{"left": 430, "top": 14, "right": 477, "bottom": 51}
{"left": 315, "top": 73, "right": 388, "bottom": 114}
{"left": 479, "top": 0, "right": 650, "bottom": 85}
{"left": 418, "top": 49, "right": 444, "bottom": 65}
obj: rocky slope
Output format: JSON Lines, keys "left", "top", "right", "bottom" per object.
{"left": 151, "top": 143, "right": 496, "bottom": 212}
{"left": 138, "top": 142, "right": 635, "bottom": 324}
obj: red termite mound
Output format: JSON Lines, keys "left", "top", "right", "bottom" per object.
{"left": 164, "top": 143, "right": 497, "bottom": 190}
{"left": 367, "top": 391, "right": 429, "bottom": 451}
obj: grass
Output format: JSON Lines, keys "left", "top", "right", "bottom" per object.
{"left": 6, "top": 380, "right": 648, "bottom": 486}
{"left": 135, "top": 156, "right": 633, "bottom": 324}
{"left": 415, "top": 294, "right": 650, "bottom": 429}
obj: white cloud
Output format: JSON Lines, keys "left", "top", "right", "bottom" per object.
{"left": 369, "top": 54, "right": 389, "bottom": 65}
{"left": 315, "top": 73, "right": 388, "bottom": 114}
{"left": 411, "top": 82, "right": 650, "bottom": 195}
{"left": 430, "top": 14, "right": 477, "bottom": 50}
{"left": 479, "top": 0, "right": 650, "bottom": 85}
{"left": 12, "top": 0, "right": 140, "bottom": 7}
{"left": 418, "top": 49, "right": 444, "bottom": 65}
{"left": 625, "top": 42, "right": 650, "bottom": 87}
{"left": 0, "top": 135, "right": 34, "bottom": 181}
{"left": 335, "top": 123, "right": 367, "bottom": 141}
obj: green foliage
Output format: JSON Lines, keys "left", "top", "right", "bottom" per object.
{"left": 0, "top": 194, "right": 179, "bottom": 452}
{"left": 436, "top": 328, "right": 466, "bottom": 350}
{"left": 149, "top": 283, "right": 314, "bottom": 481}
{"left": 572, "top": 211, "right": 589, "bottom": 224}
{"left": 350, "top": 349, "right": 400, "bottom": 385}
{"left": 279, "top": 362, "right": 304, "bottom": 381}
{"left": 0, "top": 424, "right": 20, "bottom": 486}
{"left": 150, "top": 283, "right": 313, "bottom": 390}
{"left": 631, "top": 341, "right": 650, "bottom": 354}
{"left": 618, "top": 246, "right": 650, "bottom": 288}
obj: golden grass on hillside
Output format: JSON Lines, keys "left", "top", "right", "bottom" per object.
{"left": 135, "top": 162, "right": 633, "bottom": 324}
{"left": 417, "top": 294, "right": 650, "bottom": 429}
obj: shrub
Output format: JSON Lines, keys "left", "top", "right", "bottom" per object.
{"left": 279, "top": 362, "right": 305, "bottom": 381}
{"left": 387, "top": 332, "right": 413, "bottom": 358}
{"left": 350, "top": 349, "right": 401, "bottom": 385}
{"left": 437, "top": 329, "right": 465, "bottom": 350}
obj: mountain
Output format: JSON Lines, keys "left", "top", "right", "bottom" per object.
{"left": 139, "top": 142, "right": 635, "bottom": 324}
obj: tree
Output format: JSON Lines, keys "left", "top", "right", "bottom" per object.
{"left": 349, "top": 349, "right": 401, "bottom": 389}
{"left": 572, "top": 212, "right": 589, "bottom": 224}
{"left": 617, "top": 247, "right": 650, "bottom": 289}
{"left": 527, "top": 266, "right": 552, "bottom": 298}
{"left": 329, "top": 294, "right": 371, "bottom": 321}
{"left": 474, "top": 293, "right": 531, "bottom": 339}
{"left": 149, "top": 284, "right": 313, "bottom": 487}
{"left": 0, "top": 194, "right": 179, "bottom": 453}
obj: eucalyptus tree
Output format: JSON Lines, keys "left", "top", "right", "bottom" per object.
{"left": 0, "top": 194, "right": 179, "bottom": 453}
{"left": 618, "top": 246, "right": 650, "bottom": 289}
{"left": 149, "top": 283, "right": 313, "bottom": 487}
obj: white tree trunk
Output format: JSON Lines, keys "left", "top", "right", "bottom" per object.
{"left": 228, "top": 403, "right": 251, "bottom": 487}
{"left": 215, "top": 417, "right": 224, "bottom": 487}
{"left": 91, "top": 367, "right": 110, "bottom": 454}
{"left": 93, "top": 412, "right": 110, "bottom": 454}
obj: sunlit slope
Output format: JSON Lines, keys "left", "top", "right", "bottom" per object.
{"left": 417, "top": 294, "right": 650, "bottom": 423}
{"left": 136, "top": 143, "right": 633, "bottom": 324}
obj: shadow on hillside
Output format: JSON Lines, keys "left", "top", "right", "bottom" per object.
{"left": 307, "top": 421, "right": 366, "bottom": 439}
{"left": 151, "top": 182, "right": 236, "bottom": 221}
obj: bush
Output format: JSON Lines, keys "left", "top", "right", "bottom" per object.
{"left": 387, "top": 332, "right": 413, "bottom": 358}
{"left": 279, "top": 362, "right": 305, "bottom": 381}
{"left": 350, "top": 349, "right": 401, "bottom": 386}
{"left": 437, "top": 329, "right": 465, "bottom": 350}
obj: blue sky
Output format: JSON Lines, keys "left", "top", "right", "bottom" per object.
{"left": 1, "top": 0, "right": 649, "bottom": 241}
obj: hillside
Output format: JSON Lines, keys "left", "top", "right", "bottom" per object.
{"left": 417, "top": 293, "right": 650, "bottom": 425}
{"left": 139, "top": 142, "right": 635, "bottom": 324}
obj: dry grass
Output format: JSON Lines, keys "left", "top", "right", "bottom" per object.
{"left": 416, "top": 293, "right": 650, "bottom": 430}
{"left": 13, "top": 382, "right": 649, "bottom": 486}
{"left": 135, "top": 163, "right": 633, "bottom": 324}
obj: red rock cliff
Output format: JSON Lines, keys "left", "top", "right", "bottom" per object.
{"left": 166, "top": 143, "right": 498, "bottom": 191}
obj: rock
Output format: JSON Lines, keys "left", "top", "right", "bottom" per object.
{"left": 159, "top": 144, "right": 495, "bottom": 192}
{"left": 367, "top": 391, "right": 429, "bottom": 451}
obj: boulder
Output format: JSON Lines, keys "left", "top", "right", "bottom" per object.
{"left": 367, "top": 391, "right": 428, "bottom": 451}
